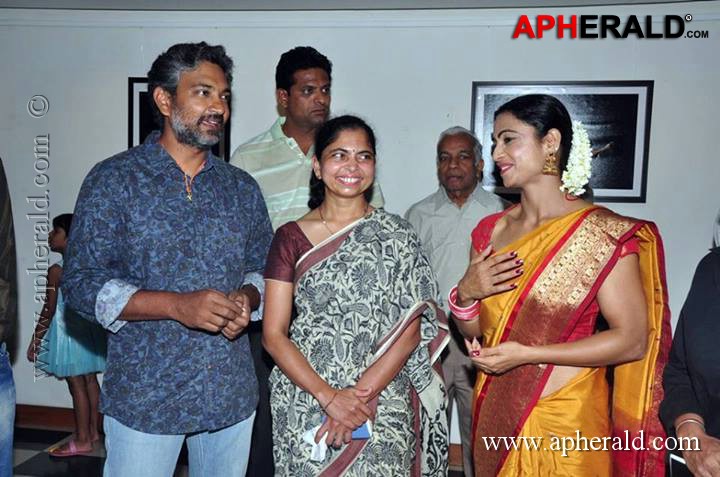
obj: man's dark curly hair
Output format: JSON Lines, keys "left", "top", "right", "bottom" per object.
{"left": 275, "top": 46, "right": 332, "bottom": 92}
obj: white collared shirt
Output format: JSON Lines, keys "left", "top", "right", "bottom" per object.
{"left": 405, "top": 184, "right": 506, "bottom": 310}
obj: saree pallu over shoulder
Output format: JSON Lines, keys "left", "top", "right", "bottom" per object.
{"left": 271, "top": 209, "right": 449, "bottom": 477}
{"left": 611, "top": 220, "right": 671, "bottom": 477}
{"left": 471, "top": 207, "right": 671, "bottom": 477}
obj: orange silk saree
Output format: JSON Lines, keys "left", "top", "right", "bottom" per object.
{"left": 470, "top": 206, "right": 671, "bottom": 476}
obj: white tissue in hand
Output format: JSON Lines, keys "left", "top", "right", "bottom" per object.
{"left": 303, "top": 424, "right": 328, "bottom": 462}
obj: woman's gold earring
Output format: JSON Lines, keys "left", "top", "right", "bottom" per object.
{"left": 542, "top": 151, "right": 560, "bottom": 176}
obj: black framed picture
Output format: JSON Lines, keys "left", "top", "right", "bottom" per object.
{"left": 471, "top": 81, "right": 653, "bottom": 202}
{"left": 128, "top": 77, "right": 231, "bottom": 161}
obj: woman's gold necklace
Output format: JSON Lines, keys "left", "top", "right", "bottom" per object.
{"left": 318, "top": 203, "right": 369, "bottom": 235}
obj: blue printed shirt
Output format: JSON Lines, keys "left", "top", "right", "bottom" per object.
{"left": 63, "top": 132, "right": 273, "bottom": 434}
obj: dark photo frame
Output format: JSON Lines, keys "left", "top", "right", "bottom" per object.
{"left": 471, "top": 81, "right": 653, "bottom": 202}
{"left": 127, "top": 77, "right": 231, "bottom": 161}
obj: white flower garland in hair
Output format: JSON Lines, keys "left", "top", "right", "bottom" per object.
{"left": 560, "top": 120, "right": 593, "bottom": 196}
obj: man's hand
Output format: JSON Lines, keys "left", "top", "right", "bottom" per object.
{"left": 223, "top": 289, "right": 252, "bottom": 340}
{"left": 171, "top": 289, "right": 244, "bottom": 333}
{"left": 678, "top": 423, "right": 720, "bottom": 477}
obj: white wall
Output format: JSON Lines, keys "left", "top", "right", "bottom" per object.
{"left": 2, "top": 3, "right": 719, "bottom": 442}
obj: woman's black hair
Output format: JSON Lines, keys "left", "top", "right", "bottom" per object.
{"left": 52, "top": 213, "right": 73, "bottom": 235}
{"left": 494, "top": 94, "right": 573, "bottom": 171}
{"left": 308, "top": 115, "right": 376, "bottom": 210}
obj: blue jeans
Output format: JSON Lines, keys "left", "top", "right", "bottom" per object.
{"left": 104, "top": 412, "right": 255, "bottom": 477}
{"left": 0, "top": 343, "right": 15, "bottom": 477}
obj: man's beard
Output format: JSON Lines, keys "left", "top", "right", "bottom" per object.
{"left": 170, "top": 107, "right": 225, "bottom": 150}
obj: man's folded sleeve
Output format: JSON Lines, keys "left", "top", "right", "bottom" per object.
{"left": 63, "top": 161, "right": 135, "bottom": 333}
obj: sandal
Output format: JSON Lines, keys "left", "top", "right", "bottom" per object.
{"left": 49, "top": 440, "right": 93, "bottom": 457}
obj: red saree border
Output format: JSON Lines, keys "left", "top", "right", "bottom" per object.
{"left": 612, "top": 221, "right": 672, "bottom": 477}
{"left": 499, "top": 206, "right": 599, "bottom": 345}
{"left": 472, "top": 208, "right": 643, "bottom": 476}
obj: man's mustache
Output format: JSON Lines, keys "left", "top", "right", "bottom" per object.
{"left": 198, "top": 113, "right": 225, "bottom": 128}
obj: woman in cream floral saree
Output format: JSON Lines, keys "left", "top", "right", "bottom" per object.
{"left": 263, "top": 115, "right": 448, "bottom": 476}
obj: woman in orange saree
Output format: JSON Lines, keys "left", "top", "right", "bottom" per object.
{"left": 449, "top": 94, "right": 671, "bottom": 476}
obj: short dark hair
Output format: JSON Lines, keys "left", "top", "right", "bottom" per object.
{"left": 147, "top": 42, "right": 234, "bottom": 126}
{"left": 495, "top": 94, "right": 573, "bottom": 171}
{"left": 275, "top": 46, "right": 332, "bottom": 91}
{"left": 308, "top": 115, "right": 376, "bottom": 210}
{"left": 52, "top": 213, "right": 73, "bottom": 235}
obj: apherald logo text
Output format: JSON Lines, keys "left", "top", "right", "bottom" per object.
{"left": 513, "top": 14, "right": 689, "bottom": 39}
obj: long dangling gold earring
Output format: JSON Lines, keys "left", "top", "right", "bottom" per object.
{"left": 542, "top": 150, "right": 560, "bottom": 176}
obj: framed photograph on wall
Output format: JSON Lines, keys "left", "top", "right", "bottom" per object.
{"left": 128, "top": 77, "right": 231, "bottom": 161}
{"left": 471, "top": 81, "right": 653, "bottom": 202}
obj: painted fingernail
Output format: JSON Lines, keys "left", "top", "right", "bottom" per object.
{"left": 510, "top": 251, "right": 518, "bottom": 257}
{"left": 515, "top": 259, "right": 523, "bottom": 265}
{"left": 511, "top": 283, "right": 518, "bottom": 288}
{"left": 516, "top": 268, "right": 523, "bottom": 275}
{"left": 471, "top": 350, "right": 480, "bottom": 357}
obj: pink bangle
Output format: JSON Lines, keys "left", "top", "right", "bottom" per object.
{"left": 448, "top": 285, "right": 480, "bottom": 321}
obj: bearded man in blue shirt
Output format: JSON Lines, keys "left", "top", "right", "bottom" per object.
{"left": 63, "top": 42, "right": 272, "bottom": 477}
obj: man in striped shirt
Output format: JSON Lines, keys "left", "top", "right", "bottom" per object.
{"left": 231, "top": 46, "right": 383, "bottom": 230}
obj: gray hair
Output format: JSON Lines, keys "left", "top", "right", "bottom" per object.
{"left": 437, "top": 126, "right": 483, "bottom": 164}
{"left": 147, "top": 42, "right": 234, "bottom": 127}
